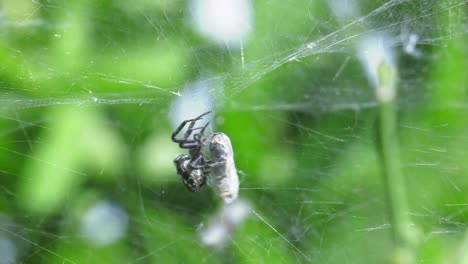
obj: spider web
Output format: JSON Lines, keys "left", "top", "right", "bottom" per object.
{"left": 0, "top": 0, "right": 467, "bottom": 263}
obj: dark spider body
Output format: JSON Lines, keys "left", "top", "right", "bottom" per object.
{"left": 173, "top": 154, "right": 206, "bottom": 192}
{"left": 171, "top": 111, "right": 211, "bottom": 192}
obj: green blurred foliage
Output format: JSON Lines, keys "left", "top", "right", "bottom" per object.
{"left": 0, "top": 0, "right": 467, "bottom": 263}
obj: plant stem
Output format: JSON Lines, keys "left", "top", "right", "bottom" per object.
{"left": 376, "top": 63, "right": 416, "bottom": 264}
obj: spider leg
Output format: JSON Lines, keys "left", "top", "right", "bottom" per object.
{"left": 182, "top": 119, "right": 199, "bottom": 139}
{"left": 171, "top": 111, "right": 212, "bottom": 143}
{"left": 182, "top": 120, "right": 211, "bottom": 143}
{"left": 188, "top": 153, "right": 205, "bottom": 169}
{"left": 199, "top": 122, "right": 210, "bottom": 136}
{"left": 202, "top": 166, "right": 211, "bottom": 175}
{"left": 190, "top": 122, "right": 210, "bottom": 141}
{"left": 178, "top": 141, "right": 200, "bottom": 149}
{"left": 178, "top": 126, "right": 208, "bottom": 146}
{"left": 171, "top": 120, "right": 197, "bottom": 143}
{"left": 177, "top": 122, "right": 211, "bottom": 151}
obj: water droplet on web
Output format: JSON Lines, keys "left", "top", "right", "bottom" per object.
{"left": 307, "top": 42, "right": 317, "bottom": 49}
{"left": 288, "top": 56, "right": 297, "bottom": 62}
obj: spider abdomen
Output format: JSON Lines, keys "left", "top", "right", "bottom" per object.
{"left": 174, "top": 154, "right": 206, "bottom": 192}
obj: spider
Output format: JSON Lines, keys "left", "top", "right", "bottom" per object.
{"left": 171, "top": 111, "right": 211, "bottom": 192}
{"left": 171, "top": 111, "right": 239, "bottom": 203}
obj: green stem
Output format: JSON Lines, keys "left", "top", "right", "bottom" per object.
{"left": 376, "top": 64, "right": 416, "bottom": 264}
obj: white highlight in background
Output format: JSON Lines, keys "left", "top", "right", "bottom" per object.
{"left": 0, "top": 236, "right": 16, "bottom": 264}
{"left": 328, "top": 0, "right": 360, "bottom": 19}
{"left": 168, "top": 80, "right": 214, "bottom": 131}
{"left": 401, "top": 32, "right": 421, "bottom": 58}
{"left": 190, "top": 0, "right": 252, "bottom": 46}
{"left": 80, "top": 201, "right": 128, "bottom": 246}
{"left": 359, "top": 34, "right": 395, "bottom": 88}
{"left": 200, "top": 199, "right": 251, "bottom": 247}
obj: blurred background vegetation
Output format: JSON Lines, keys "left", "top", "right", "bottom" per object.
{"left": 0, "top": 0, "right": 467, "bottom": 263}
